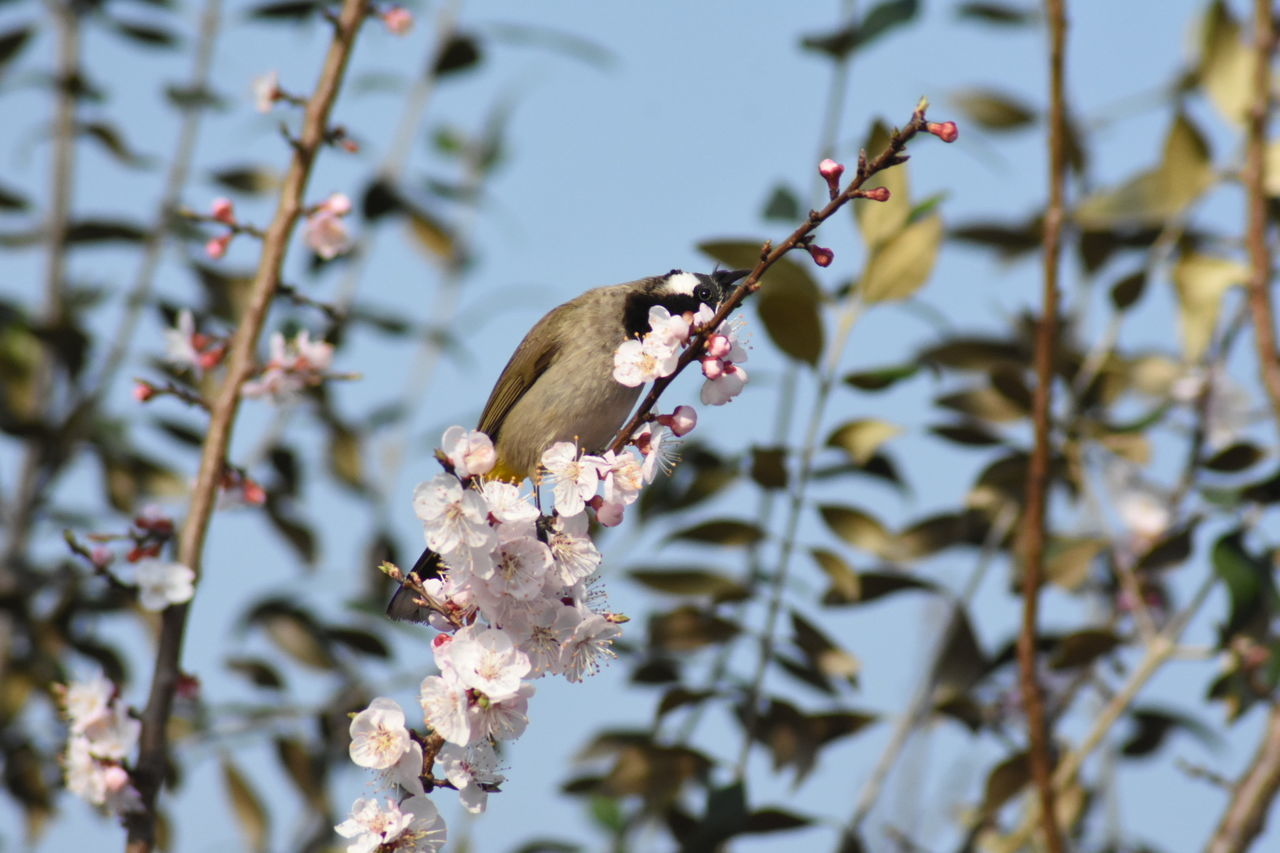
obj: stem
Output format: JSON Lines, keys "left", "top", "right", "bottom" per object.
{"left": 1242, "top": 0, "right": 1280, "bottom": 444}
{"left": 123, "top": 1, "right": 371, "bottom": 847}
{"left": 1206, "top": 705, "right": 1280, "bottom": 853}
{"left": 1017, "top": 1, "right": 1068, "bottom": 850}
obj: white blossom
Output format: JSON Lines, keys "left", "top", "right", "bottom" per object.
{"left": 133, "top": 559, "right": 195, "bottom": 611}
{"left": 546, "top": 511, "right": 602, "bottom": 586}
{"left": 540, "top": 442, "right": 606, "bottom": 518}
{"left": 441, "top": 426, "right": 496, "bottom": 479}
{"left": 348, "top": 697, "right": 412, "bottom": 770}
{"left": 437, "top": 741, "right": 504, "bottom": 814}
{"left": 335, "top": 796, "right": 446, "bottom": 853}
{"left": 419, "top": 674, "right": 474, "bottom": 746}
{"left": 435, "top": 626, "right": 531, "bottom": 700}
{"left": 413, "top": 475, "right": 495, "bottom": 555}
{"left": 560, "top": 613, "right": 622, "bottom": 683}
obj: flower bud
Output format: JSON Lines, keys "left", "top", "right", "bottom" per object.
{"left": 133, "top": 381, "right": 155, "bottom": 402}
{"left": 382, "top": 6, "right": 413, "bottom": 34}
{"left": 668, "top": 405, "right": 697, "bottom": 437}
{"left": 701, "top": 357, "right": 724, "bottom": 380}
{"left": 863, "top": 186, "right": 891, "bottom": 202}
{"left": 205, "top": 233, "right": 232, "bottom": 260}
{"left": 210, "top": 197, "right": 235, "bottom": 224}
{"left": 807, "top": 244, "right": 834, "bottom": 267}
{"left": 927, "top": 121, "right": 959, "bottom": 143}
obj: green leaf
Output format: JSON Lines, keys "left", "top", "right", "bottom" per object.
{"left": 649, "top": 605, "right": 740, "bottom": 652}
{"left": 955, "top": 3, "right": 1036, "bottom": 25}
{"left": 668, "top": 519, "right": 765, "bottom": 547}
{"left": 858, "top": 215, "right": 942, "bottom": 303}
{"left": 1212, "top": 530, "right": 1275, "bottom": 642}
{"left": 109, "top": 19, "right": 179, "bottom": 49}
{"left": 210, "top": 165, "right": 279, "bottom": 195}
{"left": 699, "top": 239, "right": 824, "bottom": 365}
{"left": 762, "top": 184, "right": 802, "bottom": 222}
{"left": 0, "top": 180, "right": 29, "bottom": 211}
{"left": 1050, "top": 628, "right": 1121, "bottom": 669}
{"left": 1109, "top": 269, "right": 1147, "bottom": 311}
{"left": 749, "top": 446, "right": 788, "bottom": 490}
{"left": 79, "top": 121, "right": 153, "bottom": 168}
{"left": 791, "top": 610, "right": 859, "bottom": 684}
{"left": 247, "top": 0, "right": 321, "bottom": 21}
{"left": 842, "top": 362, "right": 920, "bottom": 391}
{"left": 0, "top": 26, "right": 33, "bottom": 73}
{"left": 951, "top": 88, "right": 1036, "bottom": 130}
{"left": 1172, "top": 251, "right": 1246, "bottom": 362}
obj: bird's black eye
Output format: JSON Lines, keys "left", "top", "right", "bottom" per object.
{"left": 694, "top": 282, "right": 716, "bottom": 304}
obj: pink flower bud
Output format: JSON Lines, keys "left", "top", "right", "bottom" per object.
{"left": 340, "top": 138, "right": 360, "bottom": 153}
{"left": 927, "top": 121, "right": 959, "bottom": 143}
{"left": 90, "top": 545, "right": 114, "bottom": 569}
{"left": 382, "top": 6, "right": 413, "bottom": 34}
{"left": 669, "top": 405, "right": 697, "bottom": 437}
{"left": 324, "top": 193, "right": 352, "bottom": 216}
{"left": 133, "top": 381, "right": 155, "bottom": 402}
{"left": 807, "top": 244, "right": 834, "bottom": 267}
{"left": 819, "top": 158, "right": 844, "bottom": 181}
{"left": 701, "top": 357, "right": 724, "bottom": 380}
{"left": 432, "top": 633, "right": 452, "bottom": 649}
{"left": 589, "top": 495, "right": 625, "bottom": 527}
{"left": 210, "top": 197, "right": 235, "bottom": 224}
{"left": 863, "top": 186, "right": 891, "bottom": 202}
{"left": 241, "top": 478, "right": 266, "bottom": 506}
{"left": 205, "top": 233, "right": 231, "bottom": 260}
{"left": 705, "top": 334, "right": 732, "bottom": 359}
{"left": 176, "top": 673, "right": 201, "bottom": 700}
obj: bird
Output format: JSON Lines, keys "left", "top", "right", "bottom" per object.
{"left": 386, "top": 267, "right": 750, "bottom": 621}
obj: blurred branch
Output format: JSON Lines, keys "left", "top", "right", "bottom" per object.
{"left": 1, "top": 0, "right": 81, "bottom": 574}
{"left": 1006, "top": 571, "right": 1216, "bottom": 848}
{"left": 1243, "top": 0, "right": 1280, "bottom": 442}
{"left": 93, "top": 0, "right": 225, "bottom": 399}
{"left": 1016, "top": 0, "right": 1067, "bottom": 849}
{"left": 123, "top": 0, "right": 372, "bottom": 848}
{"left": 1206, "top": 703, "right": 1280, "bottom": 853}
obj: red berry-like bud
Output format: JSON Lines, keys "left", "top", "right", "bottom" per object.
{"left": 818, "top": 158, "right": 844, "bottom": 181}
{"left": 205, "top": 233, "right": 231, "bottom": 260}
{"left": 927, "top": 121, "right": 959, "bottom": 143}
{"left": 808, "top": 244, "right": 835, "bottom": 267}
{"left": 241, "top": 478, "right": 266, "bottom": 505}
{"left": 133, "top": 381, "right": 155, "bottom": 402}
{"left": 210, "top": 197, "right": 235, "bottom": 224}
{"left": 863, "top": 186, "right": 891, "bottom": 202}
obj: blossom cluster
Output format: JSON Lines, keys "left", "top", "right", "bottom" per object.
{"left": 613, "top": 303, "right": 750, "bottom": 406}
{"left": 66, "top": 507, "right": 196, "bottom": 613}
{"left": 241, "top": 329, "right": 335, "bottom": 401}
{"left": 56, "top": 673, "right": 142, "bottom": 815}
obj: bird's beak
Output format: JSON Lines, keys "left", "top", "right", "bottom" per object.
{"left": 713, "top": 268, "right": 752, "bottom": 289}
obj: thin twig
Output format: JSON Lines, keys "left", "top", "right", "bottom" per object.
{"left": 1205, "top": 706, "right": 1280, "bottom": 853}
{"left": 122, "top": 1, "right": 371, "bottom": 848}
{"left": 1015, "top": 1, "right": 1068, "bottom": 849}
{"left": 607, "top": 103, "right": 936, "bottom": 454}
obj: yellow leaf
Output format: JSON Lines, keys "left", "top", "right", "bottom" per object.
{"left": 859, "top": 214, "right": 942, "bottom": 303}
{"left": 855, "top": 120, "right": 911, "bottom": 249}
{"left": 1172, "top": 251, "right": 1246, "bottom": 362}
{"left": 826, "top": 418, "right": 902, "bottom": 465}
{"left": 1197, "top": 0, "right": 1255, "bottom": 126}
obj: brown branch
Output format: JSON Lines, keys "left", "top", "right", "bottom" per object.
{"left": 607, "top": 102, "right": 938, "bottom": 454}
{"left": 122, "top": 0, "right": 371, "bottom": 848}
{"left": 1243, "top": 0, "right": 1280, "bottom": 443}
{"left": 1017, "top": 1, "right": 1068, "bottom": 851}
{"left": 1207, "top": 704, "right": 1280, "bottom": 853}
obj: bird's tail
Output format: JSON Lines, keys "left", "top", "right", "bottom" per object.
{"left": 385, "top": 548, "right": 444, "bottom": 623}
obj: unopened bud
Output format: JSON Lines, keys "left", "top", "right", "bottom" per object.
{"left": 927, "top": 121, "right": 959, "bottom": 143}
{"left": 133, "top": 381, "right": 155, "bottom": 402}
{"left": 705, "top": 334, "right": 732, "bottom": 360}
{"left": 382, "top": 6, "right": 413, "bottom": 34}
{"left": 210, "top": 197, "right": 235, "bottom": 224}
{"left": 863, "top": 186, "right": 891, "bottom": 202}
{"left": 205, "top": 233, "right": 232, "bottom": 260}
{"left": 807, "top": 244, "right": 835, "bottom": 267}
{"left": 667, "top": 405, "right": 697, "bottom": 437}
{"left": 241, "top": 478, "right": 266, "bottom": 505}
{"left": 323, "top": 192, "right": 352, "bottom": 216}
{"left": 819, "top": 158, "right": 844, "bottom": 181}
{"left": 701, "top": 357, "right": 724, "bottom": 380}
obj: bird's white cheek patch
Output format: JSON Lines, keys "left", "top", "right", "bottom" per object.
{"left": 664, "top": 271, "right": 701, "bottom": 296}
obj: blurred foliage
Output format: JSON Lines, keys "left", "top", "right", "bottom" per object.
{"left": 1, "top": 0, "right": 1279, "bottom": 851}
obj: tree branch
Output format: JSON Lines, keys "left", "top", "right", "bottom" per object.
{"left": 123, "top": 0, "right": 371, "bottom": 848}
{"left": 1017, "top": 1, "right": 1068, "bottom": 850}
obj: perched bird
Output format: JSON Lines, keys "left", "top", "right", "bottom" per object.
{"left": 387, "top": 267, "right": 749, "bottom": 621}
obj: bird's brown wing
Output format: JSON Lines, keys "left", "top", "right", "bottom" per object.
{"left": 476, "top": 301, "right": 572, "bottom": 441}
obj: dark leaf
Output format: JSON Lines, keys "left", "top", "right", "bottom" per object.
{"left": 264, "top": 496, "right": 316, "bottom": 564}
{"left": 678, "top": 782, "right": 746, "bottom": 852}
{"left": 648, "top": 606, "right": 740, "bottom": 652}
{"left": 800, "top": 0, "right": 917, "bottom": 58}
{"left": 627, "top": 567, "right": 748, "bottom": 602}
{"left": 950, "top": 218, "right": 1042, "bottom": 259}
{"left": 790, "top": 610, "right": 859, "bottom": 685}
{"left": 326, "top": 627, "right": 390, "bottom": 658}
{"left": 165, "top": 83, "right": 224, "bottom": 110}
{"left": 109, "top": 19, "right": 179, "bottom": 48}
{"left": 221, "top": 759, "right": 269, "bottom": 852}
{"left": 668, "top": 519, "right": 764, "bottom": 547}
{"left": 895, "top": 510, "right": 990, "bottom": 558}
{"left": 981, "top": 752, "right": 1030, "bottom": 815}
{"left": 956, "top": 2, "right": 1036, "bottom": 25}
{"left": 0, "top": 27, "right": 33, "bottom": 73}
{"left": 245, "top": 599, "right": 334, "bottom": 669}
{"left": 749, "top": 446, "right": 788, "bottom": 490}
{"left": 842, "top": 362, "right": 920, "bottom": 391}
{"left": 1205, "top": 442, "right": 1264, "bottom": 473}
{"left": 247, "top": 0, "right": 321, "bottom": 20}
{"left": 66, "top": 220, "right": 149, "bottom": 244}
{"left": 1110, "top": 269, "right": 1147, "bottom": 310}
{"left": 952, "top": 88, "right": 1037, "bottom": 129}
{"left": 742, "top": 808, "right": 812, "bottom": 834}
{"left": 656, "top": 687, "right": 716, "bottom": 718}
{"left": 210, "top": 165, "right": 278, "bottom": 195}
{"left": 1212, "top": 529, "right": 1275, "bottom": 642}
{"left": 1049, "top": 628, "right": 1121, "bottom": 670}
{"left": 762, "top": 184, "right": 802, "bottom": 222}
{"left": 225, "top": 657, "right": 285, "bottom": 690}
{"left": 79, "top": 121, "right": 152, "bottom": 167}
{"left": 434, "top": 33, "right": 482, "bottom": 76}
{"left": 818, "top": 504, "right": 892, "bottom": 557}
{"left": 153, "top": 417, "right": 205, "bottom": 447}
{"left": 275, "top": 737, "right": 326, "bottom": 810}
{"left": 0, "top": 181, "right": 29, "bottom": 211}
{"left": 1135, "top": 522, "right": 1198, "bottom": 572}
{"left": 1242, "top": 467, "right": 1280, "bottom": 504}
{"left": 930, "top": 421, "right": 1004, "bottom": 446}
{"left": 929, "top": 605, "right": 988, "bottom": 704}
{"left": 1120, "top": 706, "right": 1220, "bottom": 758}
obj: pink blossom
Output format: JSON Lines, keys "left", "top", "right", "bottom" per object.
{"left": 210, "top": 197, "right": 235, "bottom": 224}
{"left": 382, "top": 6, "right": 413, "bottom": 34}
{"left": 204, "top": 233, "right": 231, "bottom": 259}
